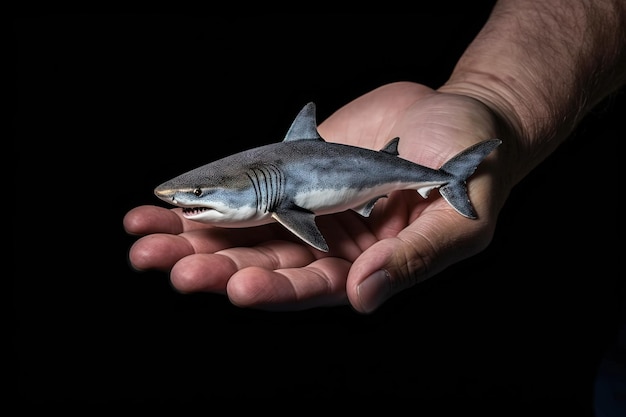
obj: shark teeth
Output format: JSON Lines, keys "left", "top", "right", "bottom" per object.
{"left": 182, "top": 207, "right": 211, "bottom": 216}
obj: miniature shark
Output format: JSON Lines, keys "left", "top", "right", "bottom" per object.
{"left": 154, "top": 102, "right": 501, "bottom": 252}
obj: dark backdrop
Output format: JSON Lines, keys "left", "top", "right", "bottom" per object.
{"left": 15, "top": 12, "right": 624, "bottom": 412}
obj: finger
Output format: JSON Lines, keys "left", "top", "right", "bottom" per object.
{"left": 169, "top": 240, "right": 317, "bottom": 293}
{"left": 128, "top": 233, "right": 195, "bottom": 272}
{"left": 168, "top": 240, "right": 350, "bottom": 308}
{"left": 346, "top": 210, "right": 492, "bottom": 314}
{"left": 124, "top": 205, "right": 234, "bottom": 235}
{"left": 123, "top": 205, "right": 185, "bottom": 235}
{"left": 127, "top": 222, "right": 292, "bottom": 272}
{"left": 227, "top": 257, "right": 352, "bottom": 311}
{"left": 347, "top": 162, "right": 503, "bottom": 314}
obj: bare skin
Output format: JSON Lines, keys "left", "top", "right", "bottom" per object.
{"left": 124, "top": 0, "right": 626, "bottom": 313}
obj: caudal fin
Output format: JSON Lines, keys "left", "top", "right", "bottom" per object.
{"left": 438, "top": 139, "right": 501, "bottom": 219}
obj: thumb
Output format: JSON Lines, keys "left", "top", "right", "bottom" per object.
{"left": 347, "top": 214, "right": 491, "bottom": 314}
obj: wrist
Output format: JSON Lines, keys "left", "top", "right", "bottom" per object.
{"left": 438, "top": 74, "right": 549, "bottom": 186}
{"left": 439, "top": 0, "right": 626, "bottom": 184}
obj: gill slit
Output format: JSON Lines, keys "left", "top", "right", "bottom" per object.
{"left": 246, "top": 164, "right": 284, "bottom": 213}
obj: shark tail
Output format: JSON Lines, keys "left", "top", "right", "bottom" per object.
{"left": 437, "top": 139, "right": 501, "bottom": 219}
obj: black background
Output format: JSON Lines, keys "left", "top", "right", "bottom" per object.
{"left": 15, "top": 12, "right": 624, "bottom": 412}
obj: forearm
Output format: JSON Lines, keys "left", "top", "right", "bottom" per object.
{"left": 440, "top": 0, "right": 626, "bottom": 183}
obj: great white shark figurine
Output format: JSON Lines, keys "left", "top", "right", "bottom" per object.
{"left": 155, "top": 102, "right": 501, "bottom": 252}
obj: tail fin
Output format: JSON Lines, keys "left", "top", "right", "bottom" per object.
{"left": 438, "top": 139, "right": 501, "bottom": 219}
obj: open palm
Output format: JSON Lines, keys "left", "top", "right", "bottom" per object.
{"left": 124, "top": 81, "right": 509, "bottom": 313}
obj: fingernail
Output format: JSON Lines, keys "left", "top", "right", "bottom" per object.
{"left": 357, "top": 270, "right": 391, "bottom": 314}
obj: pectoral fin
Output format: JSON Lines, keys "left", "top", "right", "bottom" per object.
{"left": 272, "top": 206, "right": 329, "bottom": 252}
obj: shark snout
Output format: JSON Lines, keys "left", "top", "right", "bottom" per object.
{"left": 154, "top": 187, "right": 176, "bottom": 202}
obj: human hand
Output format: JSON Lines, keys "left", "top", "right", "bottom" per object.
{"left": 123, "top": 81, "right": 512, "bottom": 313}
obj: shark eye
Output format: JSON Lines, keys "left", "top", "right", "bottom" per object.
{"left": 193, "top": 188, "right": 202, "bottom": 196}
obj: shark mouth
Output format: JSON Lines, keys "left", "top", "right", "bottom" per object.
{"left": 182, "top": 207, "right": 213, "bottom": 216}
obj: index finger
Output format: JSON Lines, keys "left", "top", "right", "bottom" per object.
{"left": 124, "top": 205, "right": 227, "bottom": 235}
{"left": 123, "top": 205, "right": 186, "bottom": 235}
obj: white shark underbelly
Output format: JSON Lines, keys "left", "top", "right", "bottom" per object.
{"left": 294, "top": 180, "right": 447, "bottom": 215}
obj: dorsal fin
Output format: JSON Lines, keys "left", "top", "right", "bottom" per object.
{"left": 380, "top": 137, "right": 400, "bottom": 155}
{"left": 283, "top": 102, "right": 324, "bottom": 142}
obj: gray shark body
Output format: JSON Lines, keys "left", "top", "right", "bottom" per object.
{"left": 155, "top": 102, "right": 501, "bottom": 252}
